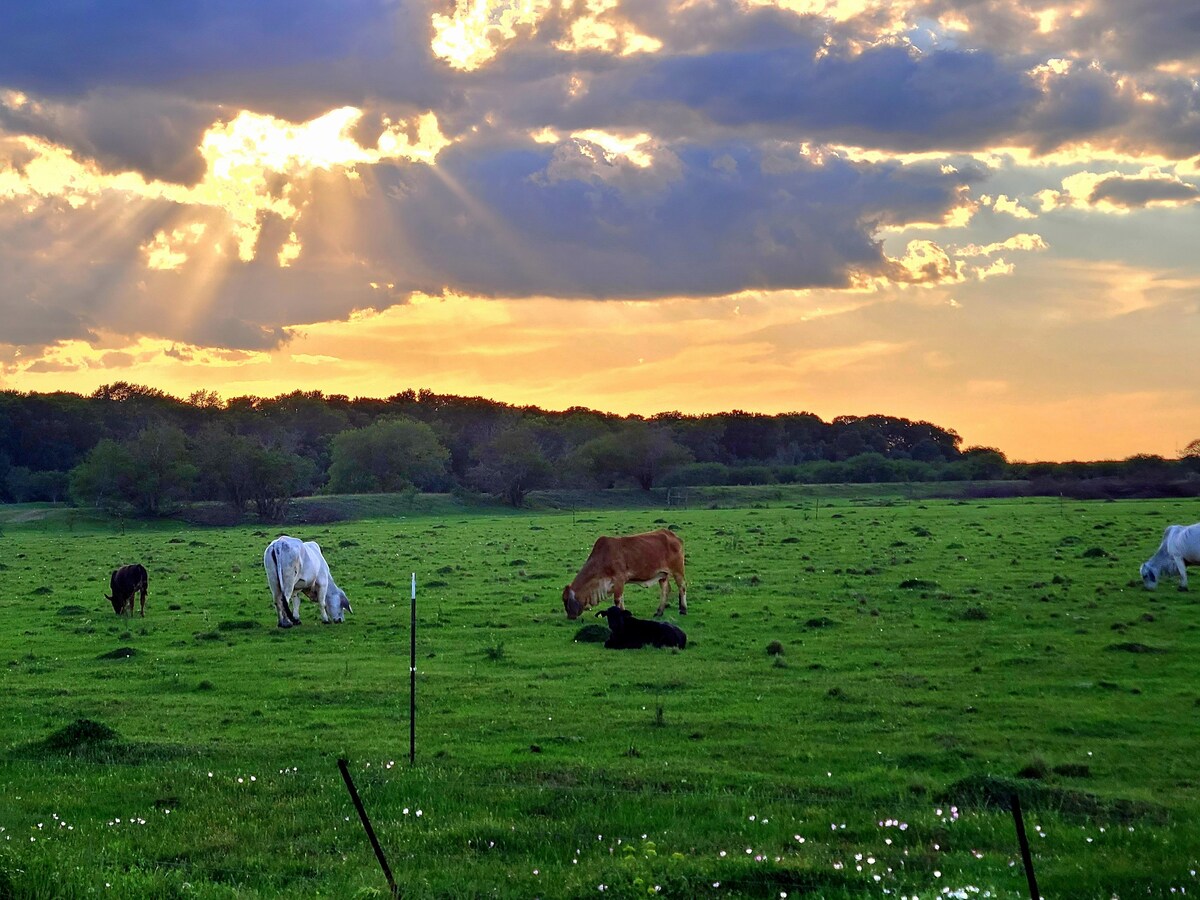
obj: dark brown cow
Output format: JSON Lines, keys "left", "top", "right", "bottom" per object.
{"left": 107, "top": 564, "right": 148, "bottom": 617}
{"left": 562, "top": 529, "right": 686, "bottom": 620}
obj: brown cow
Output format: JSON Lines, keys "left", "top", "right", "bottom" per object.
{"left": 562, "top": 529, "right": 686, "bottom": 620}
{"left": 107, "top": 564, "right": 148, "bottom": 617}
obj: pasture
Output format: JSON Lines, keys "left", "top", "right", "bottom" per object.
{"left": 0, "top": 493, "right": 1198, "bottom": 898}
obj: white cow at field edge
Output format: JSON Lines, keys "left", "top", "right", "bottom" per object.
{"left": 264, "top": 536, "right": 352, "bottom": 627}
{"left": 1140, "top": 523, "right": 1200, "bottom": 590}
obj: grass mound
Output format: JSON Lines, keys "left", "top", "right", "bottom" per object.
{"left": 96, "top": 646, "right": 139, "bottom": 660}
{"left": 1106, "top": 642, "right": 1166, "bottom": 653}
{"left": 573, "top": 623, "right": 610, "bottom": 643}
{"left": 217, "top": 619, "right": 258, "bottom": 631}
{"left": 57, "top": 605, "right": 88, "bottom": 616}
{"left": 40, "top": 718, "right": 120, "bottom": 752}
{"left": 944, "top": 773, "right": 1161, "bottom": 823}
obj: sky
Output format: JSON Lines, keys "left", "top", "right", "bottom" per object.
{"left": 2, "top": 1, "right": 1199, "bottom": 462}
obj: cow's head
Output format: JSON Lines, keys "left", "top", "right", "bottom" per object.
{"left": 330, "top": 590, "right": 353, "bottom": 623}
{"left": 562, "top": 585, "right": 585, "bottom": 620}
{"left": 1140, "top": 562, "right": 1158, "bottom": 590}
{"left": 595, "top": 605, "right": 630, "bottom": 630}
{"left": 106, "top": 593, "right": 126, "bottom": 615}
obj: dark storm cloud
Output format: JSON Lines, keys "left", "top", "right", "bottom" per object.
{"left": 351, "top": 137, "right": 987, "bottom": 298}
{"left": 0, "top": 0, "right": 399, "bottom": 98}
{"left": 637, "top": 43, "right": 1039, "bottom": 151}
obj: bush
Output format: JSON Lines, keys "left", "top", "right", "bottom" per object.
{"left": 660, "top": 462, "right": 730, "bottom": 487}
{"left": 726, "top": 465, "right": 774, "bottom": 485}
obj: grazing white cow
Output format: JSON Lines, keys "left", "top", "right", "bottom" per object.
{"left": 1140, "top": 523, "right": 1200, "bottom": 590}
{"left": 264, "top": 536, "right": 352, "bottom": 627}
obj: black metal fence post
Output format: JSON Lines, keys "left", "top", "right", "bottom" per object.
{"left": 337, "top": 758, "right": 399, "bottom": 899}
{"left": 410, "top": 572, "right": 416, "bottom": 767}
{"left": 1010, "top": 793, "right": 1040, "bottom": 900}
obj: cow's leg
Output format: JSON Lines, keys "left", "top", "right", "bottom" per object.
{"left": 654, "top": 576, "right": 670, "bottom": 617}
{"left": 274, "top": 592, "right": 294, "bottom": 628}
{"left": 289, "top": 590, "right": 303, "bottom": 625}
{"left": 138, "top": 584, "right": 147, "bottom": 618}
{"left": 612, "top": 581, "right": 626, "bottom": 610}
{"left": 315, "top": 586, "right": 332, "bottom": 624}
{"left": 676, "top": 571, "right": 688, "bottom": 615}
{"left": 1174, "top": 556, "right": 1188, "bottom": 590}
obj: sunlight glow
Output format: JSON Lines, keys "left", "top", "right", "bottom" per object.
{"left": 143, "top": 224, "right": 209, "bottom": 271}
{"left": 955, "top": 233, "right": 1048, "bottom": 257}
{"left": 0, "top": 106, "right": 449, "bottom": 270}
{"left": 555, "top": 0, "right": 663, "bottom": 56}
{"left": 431, "top": 0, "right": 553, "bottom": 70}
{"left": 746, "top": 0, "right": 904, "bottom": 24}
{"left": 430, "top": 0, "right": 661, "bottom": 70}
{"left": 570, "top": 129, "right": 655, "bottom": 168}
{"left": 984, "top": 194, "right": 1038, "bottom": 219}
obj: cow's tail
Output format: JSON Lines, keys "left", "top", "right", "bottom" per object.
{"left": 272, "top": 546, "right": 300, "bottom": 623}
{"left": 270, "top": 546, "right": 283, "bottom": 608}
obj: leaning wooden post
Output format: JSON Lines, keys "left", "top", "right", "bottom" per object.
{"left": 409, "top": 572, "right": 416, "bottom": 767}
{"left": 1010, "top": 793, "right": 1040, "bottom": 900}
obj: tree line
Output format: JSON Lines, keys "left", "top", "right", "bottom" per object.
{"left": 0, "top": 384, "right": 1194, "bottom": 515}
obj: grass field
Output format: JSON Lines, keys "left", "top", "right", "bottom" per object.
{"left": 1, "top": 491, "right": 1198, "bottom": 898}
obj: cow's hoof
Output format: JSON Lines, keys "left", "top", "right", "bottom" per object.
{"left": 277, "top": 621, "right": 293, "bottom": 629}
{"left": 679, "top": 608, "right": 687, "bottom": 615}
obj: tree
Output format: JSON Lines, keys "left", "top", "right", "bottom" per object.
{"left": 193, "top": 426, "right": 260, "bottom": 514}
{"left": 69, "top": 439, "right": 136, "bottom": 511}
{"left": 468, "top": 424, "right": 553, "bottom": 507}
{"left": 574, "top": 422, "right": 693, "bottom": 490}
{"left": 1181, "top": 439, "right": 1200, "bottom": 474}
{"left": 327, "top": 417, "right": 449, "bottom": 493}
{"left": 960, "top": 446, "right": 1009, "bottom": 480}
{"left": 6, "top": 467, "right": 69, "bottom": 502}
{"left": 247, "top": 448, "right": 317, "bottom": 520}
{"left": 124, "top": 424, "right": 198, "bottom": 515}
{"left": 67, "top": 425, "right": 196, "bottom": 515}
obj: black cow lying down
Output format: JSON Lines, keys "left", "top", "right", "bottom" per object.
{"left": 107, "top": 563, "right": 148, "bottom": 617}
{"left": 595, "top": 605, "right": 686, "bottom": 650}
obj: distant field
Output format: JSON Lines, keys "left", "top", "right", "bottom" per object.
{"left": 1, "top": 492, "right": 1198, "bottom": 898}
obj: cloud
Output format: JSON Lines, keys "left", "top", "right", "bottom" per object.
{"left": 1088, "top": 173, "right": 1200, "bottom": 208}
{"left": 0, "top": 0, "right": 400, "bottom": 98}
{"left": 1038, "top": 167, "right": 1200, "bottom": 212}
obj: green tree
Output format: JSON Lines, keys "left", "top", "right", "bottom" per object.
{"left": 247, "top": 447, "right": 317, "bottom": 520}
{"left": 69, "top": 439, "right": 136, "bottom": 511}
{"left": 193, "top": 426, "right": 260, "bottom": 514}
{"left": 1181, "top": 439, "right": 1200, "bottom": 474}
{"left": 125, "top": 424, "right": 198, "bottom": 515}
{"left": 468, "top": 424, "right": 553, "bottom": 507}
{"left": 327, "top": 417, "right": 449, "bottom": 493}
{"left": 574, "top": 422, "right": 693, "bottom": 490}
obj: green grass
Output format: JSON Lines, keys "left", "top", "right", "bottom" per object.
{"left": 1, "top": 493, "right": 1198, "bottom": 897}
